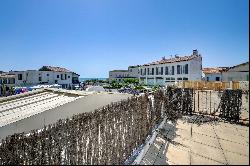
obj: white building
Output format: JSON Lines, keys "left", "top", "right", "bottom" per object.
{"left": 3, "top": 66, "right": 80, "bottom": 89}
{"left": 139, "top": 50, "right": 202, "bottom": 86}
{"left": 222, "top": 62, "right": 249, "bottom": 81}
{"left": 109, "top": 65, "right": 140, "bottom": 83}
{"left": 202, "top": 67, "right": 229, "bottom": 81}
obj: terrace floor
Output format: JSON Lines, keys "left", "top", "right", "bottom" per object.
{"left": 140, "top": 116, "right": 249, "bottom": 165}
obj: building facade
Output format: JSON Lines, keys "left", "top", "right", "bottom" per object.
{"left": 139, "top": 50, "right": 202, "bottom": 86}
{"left": 222, "top": 62, "right": 249, "bottom": 81}
{"left": 1, "top": 66, "right": 80, "bottom": 89}
{"left": 202, "top": 67, "right": 229, "bottom": 81}
{"left": 109, "top": 65, "right": 140, "bottom": 83}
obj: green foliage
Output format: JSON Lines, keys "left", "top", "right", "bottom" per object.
{"left": 85, "top": 79, "right": 108, "bottom": 84}
{"left": 10, "top": 86, "right": 15, "bottom": 95}
{"left": 152, "top": 85, "right": 160, "bottom": 91}
{"left": 134, "top": 85, "right": 146, "bottom": 90}
{"left": 123, "top": 78, "right": 139, "bottom": 84}
{"left": 2, "top": 84, "right": 6, "bottom": 96}
{"left": 109, "top": 80, "right": 123, "bottom": 89}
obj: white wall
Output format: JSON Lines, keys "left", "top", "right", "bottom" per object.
{"left": 109, "top": 71, "right": 130, "bottom": 83}
{"left": 222, "top": 72, "right": 249, "bottom": 81}
{"left": 205, "top": 73, "right": 222, "bottom": 81}
{"left": 128, "top": 66, "right": 140, "bottom": 77}
{"left": 9, "top": 71, "right": 76, "bottom": 87}
{"left": 139, "top": 55, "right": 202, "bottom": 86}
{"left": 222, "top": 63, "right": 249, "bottom": 81}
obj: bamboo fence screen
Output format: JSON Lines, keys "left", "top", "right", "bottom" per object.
{"left": 0, "top": 93, "right": 163, "bottom": 165}
{"left": 0, "top": 89, "right": 244, "bottom": 165}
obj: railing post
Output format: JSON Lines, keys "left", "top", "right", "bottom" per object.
{"left": 198, "top": 91, "right": 199, "bottom": 113}
{"left": 210, "top": 90, "right": 212, "bottom": 115}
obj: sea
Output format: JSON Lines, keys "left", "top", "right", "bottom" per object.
{"left": 79, "top": 78, "right": 108, "bottom": 82}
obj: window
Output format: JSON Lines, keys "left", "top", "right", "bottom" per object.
{"left": 141, "top": 69, "right": 143, "bottom": 75}
{"left": 172, "top": 66, "right": 175, "bottom": 75}
{"left": 161, "top": 67, "right": 163, "bottom": 75}
{"left": 130, "top": 69, "right": 132, "bottom": 72}
{"left": 165, "top": 77, "right": 170, "bottom": 82}
{"left": 152, "top": 68, "right": 154, "bottom": 75}
{"left": 68, "top": 76, "right": 70, "bottom": 78}
{"left": 156, "top": 67, "right": 158, "bottom": 75}
{"left": 185, "top": 64, "right": 188, "bottom": 74}
{"left": 207, "top": 77, "right": 209, "bottom": 81}
{"left": 57, "top": 75, "right": 59, "bottom": 78}
{"left": 171, "top": 77, "right": 175, "bottom": 82}
{"left": 10, "top": 78, "right": 15, "bottom": 84}
{"left": 183, "top": 77, "right": 188, "bottom": 80}
{"left": 47, "top": 74, "right": 49, "bottom": 76}
{"left": 18, "top": 74, "right": 22, "bottom": 80}
{"left": 147, "top": 68, "right": 149, "bottom": 75}
{"left": 216, "top": 77, "right": 220, "bottom": 81}
{"left": 165, "top": 66, "right": 169, "bottom": 75}
{"left": 55, "top": 80, "right": 58, "bottom": 84}
{"left": 39, "top": 77, "right": 42, "bottom": 81}
{"left": 177, "top": 77, "right": 182, "bottom": 80}
{"left": 144, "top": 69, "right": 146, "bottom": 75}
{"left": 61, "top": 74, "right": 63, "bottom": 80}
{"left": 177, "top": 65, "right": 180, "bottom": 74}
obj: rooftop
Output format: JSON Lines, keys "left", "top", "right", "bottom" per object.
{"left": 110, "top": 70, "right": 129, "bottom": 72}
{"left": 0, "top": 89, "right": 131, "bottom": 140}
{"left": 140, "top": 115, "right": 249, "bottom": 165}
{"left": 38, "top": 66, "right": 72, "bottom": 72}
{"left": 128, "top": 65, "right": 141, "bottom": 68}
{"left": 0, "top": 89, "right": 83, "bottom": 128}
{"left": 228, "top": 61, "right": 249, "bottom": 70}
{"left": 0, "top": 73, "right": 16, "bottom": 78}
{"left": 143, "top": 54, "right": 201, "bottom": 66}
{"left": 202, "top": 67, "right": 229, "bottom": 74}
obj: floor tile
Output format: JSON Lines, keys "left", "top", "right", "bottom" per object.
{"left": 189, "top": 140, "right": 227, "bottom": 164}
{"left": 219, "top": 139, "right": 249, "bottom": 156}
{"left": 190, "top": 153, "right": 224, "bottom": 165}
{"left": 224, "top": 150, "right": 249, "bottom": 165}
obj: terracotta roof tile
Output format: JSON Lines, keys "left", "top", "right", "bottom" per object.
{"left": 202, "top": 67, "right": 229, "bottom": 74}
{"left": 143, "top": 54, "right": 200, "bottom": 66}
{"left": 39, "top": 66, "right": 72, "bottom": 72}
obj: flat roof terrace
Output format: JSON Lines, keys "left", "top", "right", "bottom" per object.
{"left": 140, "top": 116, "right": 249, "bottom": 165}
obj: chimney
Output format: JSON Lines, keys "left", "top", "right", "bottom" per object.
{"left": 175, "top": 54, "right": 179, "bottom": 58}
{"left": 162, "top": 56, "right": 166, "bottom": 60}
{"left": 193, "top": 49, "right": 198, "bottom": 55}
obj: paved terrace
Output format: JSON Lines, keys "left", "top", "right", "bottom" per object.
{"left": 140, "top": 116, "right": 249, "bottom": 165}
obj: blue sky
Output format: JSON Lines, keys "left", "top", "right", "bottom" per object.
{"left": 0, "top": 0, "right": 249, "bottom": 78}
